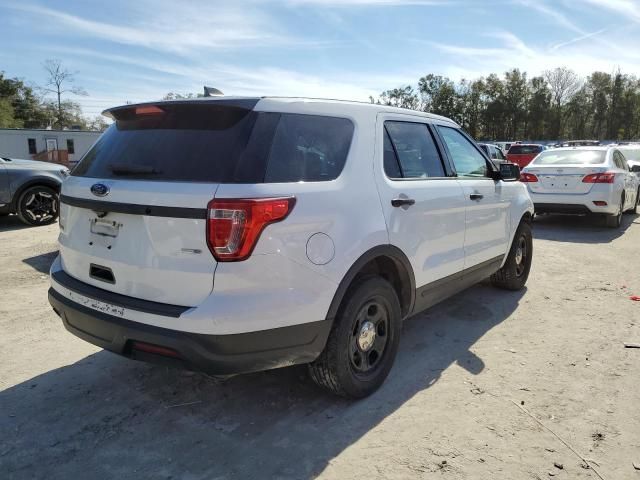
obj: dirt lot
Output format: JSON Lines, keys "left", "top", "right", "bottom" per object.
{"left": 1, "top": 213, "right": 639, "bottom": 480}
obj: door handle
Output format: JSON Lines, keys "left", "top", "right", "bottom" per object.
{"left": 469, "top": 193, "right": 483, "bottom": 201}
{"left": 391, "top": 198, "right": 415, "bottom": 208}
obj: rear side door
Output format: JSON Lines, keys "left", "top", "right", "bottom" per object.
{"left": 0, "top": 160, "right": 10, "bottom": 204}
{"left": 435, "top": 126, "right": 511, "bottom": 269}
{"left": 615, "top": 150, "right": 636, "bottom": 209}
{"left": 373, "top": 115, "right": 466, "bottom": 292}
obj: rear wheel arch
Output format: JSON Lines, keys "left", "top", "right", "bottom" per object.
{"left": 326, "top": 246, "right": 415, "bottom": 322}
{"left": 10, "top": 178, "right": 61, "bottom": 212}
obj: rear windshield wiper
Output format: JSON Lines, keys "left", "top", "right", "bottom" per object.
{"left": 108, "top": 163, "right": 161, "bottom": 175}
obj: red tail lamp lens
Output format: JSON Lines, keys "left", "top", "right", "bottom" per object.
{"left": 520, "top": 172, "right": 538, "bottom": 182}
{"left": 131, "top": 341, "right": 180, "bottom": 358}
{"left": 206, "top": 197, "right": 295, "bottom": 261}
{"left": 582, "top": 172, "right": 615, "bottom": 184}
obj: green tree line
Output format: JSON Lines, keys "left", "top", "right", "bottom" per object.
{"left": 373, "top": 67, "right": 640, "bottom": 142}
{"left": 0, "top": 62, "right": 107, "bottom": 131}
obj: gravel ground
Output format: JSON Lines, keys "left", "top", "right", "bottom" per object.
{"left": 1, "top": 212, "right": 639, "bottom": 480}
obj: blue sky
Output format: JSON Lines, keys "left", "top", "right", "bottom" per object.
{"left": 2, "top": 0, "right": 640, "bottom": 119}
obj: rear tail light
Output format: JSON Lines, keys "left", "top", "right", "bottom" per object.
{"left": 582, "top": 172, "right": 615, "bottom": 184}
{"left": 593, "top": 201, "right": 608, "bottom": 206}
{"left": 520, "top": 172, "right": 538, "bottom": 182}
{"left": 207, "top": 197, "right": 295, "bottom": 261}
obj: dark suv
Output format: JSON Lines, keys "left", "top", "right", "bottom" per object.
{"left": 0, "top": 157, "right": 69, "bottom": 225}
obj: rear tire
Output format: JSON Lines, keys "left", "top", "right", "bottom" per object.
{"left": 308, "top": 276, "right": 401, "bottom": 398}
{"left": 16, "top": 186, "right": 59, "bottom": 226}
{"left": 605, "top": 194, "right": 624, "bottom": 228}
{"left": 491, "top": 221, "right": 532, "bottom": 291}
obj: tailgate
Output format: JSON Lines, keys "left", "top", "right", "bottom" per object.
{"left": 59, "top": 177, "right": 217, "bottom": 306}
{"left": 56, "top": 100, "right": 265, "bottom": 307}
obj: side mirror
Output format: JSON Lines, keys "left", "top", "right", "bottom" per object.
{"left": 630, "top": 164, "right": 640, "bottom": 173}
{"left": 498, "top": 162, "right": 520, "bottom": 182}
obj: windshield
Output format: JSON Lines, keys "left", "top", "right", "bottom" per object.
{"left": 532, "top": 150, "right": 606, "bottom": 165}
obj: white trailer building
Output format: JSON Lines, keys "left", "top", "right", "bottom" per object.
{"left": 0, "top": 128, "right": 102, "bottom": 167}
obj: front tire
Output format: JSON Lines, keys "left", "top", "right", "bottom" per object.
{"left": 491, "top": 221, "right": 533, "bottom": 291}
{"left": 16, "top": 185, "right": 59, "bottom": 226}
{"left": 309, "top": 277, "right": 402, "bottom": 398}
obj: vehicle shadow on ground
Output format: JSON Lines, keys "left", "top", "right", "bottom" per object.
{"left": 0, "top": 284, "right": 525, "bottom": 479}
{"left": 532, "top": 212, "right": 638, "bottom": 244}
{"left": 22, "top": 251, "right": 58, "bottom": 274}
{"left": 0, "top": 215, "right": 33, "bottom": 233}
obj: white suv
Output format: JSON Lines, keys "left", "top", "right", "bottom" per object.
{"left": 48, "top": 97, "right": 534, "bottom": 398}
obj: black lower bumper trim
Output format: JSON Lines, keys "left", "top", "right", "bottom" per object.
{"left": 49, "top": 288, "right": 332, "bottom": 375}
{"left": 52, "top": 270, "right": 190, "bottom": 318}
{"left": 534, "top": 203, "right": 592, "bottom": 215}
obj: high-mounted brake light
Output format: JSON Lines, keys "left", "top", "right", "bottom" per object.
{"left": 582, "top": 172, "right": 615, "bottom": 184}
{"left": 135, "top": 105, "right": 165, "bottom": 116}
{"left": 520, "top": 172, "right": 538, "bottom": 182}
{"left": 206, "top": 197, "right": 296, "bottom": 261}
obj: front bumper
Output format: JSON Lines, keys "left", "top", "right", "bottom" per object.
{"left": 48, "top": 284, "right": 331, "bottom": 376}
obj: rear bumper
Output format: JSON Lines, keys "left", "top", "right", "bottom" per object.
{"left": 48, "top": 287, "right": 332, "bottom": 376}
{"left": 534, "top": 203, "right": 593, "bottom": 215}
{"left": 530, "top": 189, "right": 619, "bottom": 215}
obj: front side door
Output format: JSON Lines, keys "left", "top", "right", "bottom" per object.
{"left": 373, "top": 115, "right": 466, "bottom": 291}
{"left": 435, "top": 126, "right": 511, "bottom": 269}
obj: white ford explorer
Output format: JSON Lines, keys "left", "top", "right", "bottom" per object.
{"left": 48, "top": 97, "right": 534, "bottom": 398}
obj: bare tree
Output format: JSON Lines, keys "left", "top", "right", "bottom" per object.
{"left": 42, "top": 59, "right": 88, "bottom": 128}
{"left": 544, "top": 67, "right": 580, "bottom": 138}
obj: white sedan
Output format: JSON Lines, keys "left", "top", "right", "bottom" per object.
{"left": 521, "top": 146, "right": 639, "bottom": 228}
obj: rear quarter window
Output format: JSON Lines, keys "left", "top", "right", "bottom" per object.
{"left": 264, "top": 114, "right": 354, "bottom": 182}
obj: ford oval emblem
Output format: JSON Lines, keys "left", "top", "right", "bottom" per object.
{"left": 90, "top": 183, "right": 110, "bottom": 197}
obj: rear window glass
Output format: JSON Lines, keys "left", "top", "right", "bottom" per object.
{"left": 532, "top": 150, "right": 606, "bottom": 165}
{"left": 72, "top": 104, "right": 354, "bottom": 183}
{"left": 508, "top": 145, "right": 543, "bottom": 155}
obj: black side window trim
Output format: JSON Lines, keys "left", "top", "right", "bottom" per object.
{"left": 383, "top": 126, "right": 404, "bottom": 179}
{"left": 382, "top": 120, "right": 454, "bottom": 181}
{"left": 433, "top": 125, "right": 498, "bottom": 179}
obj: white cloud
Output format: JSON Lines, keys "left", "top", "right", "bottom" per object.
{"left": 581, "top": 0, "right": 640, "bottom": 23}
{"left": 429, "top": 29, "right": 640, "bottom": 79}
{"left": 285, "top": 0, "right": 453, "bottom": 5}
{"left": 8, "top": 1, "right": 314, "bottom": 54}
{"left": 515, "top": 0, "right": 582, "bottom": 33}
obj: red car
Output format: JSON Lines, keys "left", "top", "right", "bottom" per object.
{"left": 506, "top": 144, "right": 545, "bottom": 168}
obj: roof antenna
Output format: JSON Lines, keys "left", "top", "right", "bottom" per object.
{"left": 203, "top": 86, "right": 224, "bottom": 97}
